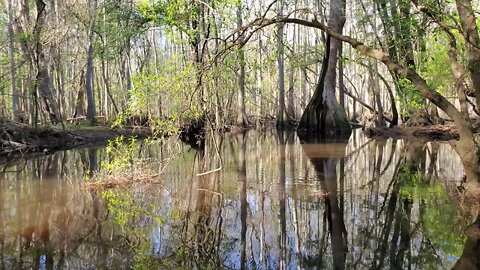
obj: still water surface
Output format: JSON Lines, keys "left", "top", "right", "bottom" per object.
{"left": 0, "top": 130, "right": 477, "bottom": 269}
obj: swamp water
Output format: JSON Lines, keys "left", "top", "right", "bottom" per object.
{"left": 0, "top": 130, "right": 477, "bottom": 269}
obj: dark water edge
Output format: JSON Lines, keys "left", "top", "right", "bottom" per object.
{"left": 0, "top": 130, "right": 476, "bottom": 269}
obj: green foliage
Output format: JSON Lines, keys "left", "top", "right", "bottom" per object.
{"left": 110, "top": 53, "right": 206, "bottom": 132}
{"left": 67, "top": 119, "right": 92, "bottom": 129}
{"left": 103, "top": 136, "right": 140, "bottom": 172}
{"left": 128, "top": 75, "right": 151, "bottom": 117}
{"left": 103, "top": 190, "right": 163, "bottom": 227}
{"left": 14, "top": 32, "right": 31, "bottom": 44}
{"left": 103, "top": 190, "right": 140, "bottom": 226}
{"left": 396, "top": 166, "right": 466, "bottom": 257}
{"left": 397, "top": 78, "right": 425, "bottom": 117}
{"left": 111, "top": 112, "right": 130, "bottom": 128}
{"left": 117, "top": 57, "right": 201, "bottom": 126}
{"left": 102, "top": 190, "right": 164, "bottom": 269}
{"left": 418, "top": 33, "right": 453, "bottom": 94}
{"left": 95, "top": 0, "right": 146, "bottom": 60}
{"left": 136, "top": 0, "right": 238, "bottom": 38}
{"left": 421, "top": 194, "right": 466, "bottom": 258}
{"left": 398, "top": 167, "right": 438, "bottom": 200}
{"left": 130, "top": 72, "right": 162, "bottom": 115}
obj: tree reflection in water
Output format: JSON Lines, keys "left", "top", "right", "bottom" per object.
{"left": 0, "top": 131, "right": 478, "bottom": 269}
{"left": 298, "top": 133, "right": 349, "bottom": 270}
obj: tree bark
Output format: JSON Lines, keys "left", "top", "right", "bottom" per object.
{"left": 298, "top": 0, "right": 351, "bottom": 136}
{"left": 236, "top": 2, "right": 248, "bottom": 127}
{"left": 453, "top": 211, "right": 480, "bottom": 270}
{"left": 6, "top": 0, "right": 20, "bottom": 121}
{"left": 256, "top": 31, "right": 263, "bottom": 127}
{"left": 455, "top": 0, "right": 480, "bottom": 111}
{"left": 276, "top": 0, "right": 286, "bottom": 128}
{"left": 287, "top": 16, "right": 297, "bottom": 120}
{"left": 35, "top": 0, "right": 60, "bottom": 124}
{"left": 371, "top": 63, "right": 386, "bottom": 127}
{"left": 449, "top": 49, "right": 470, "bottom": 119}
{"left": 74, "top": 71, "right": 86, "bottom": 118}
{"left": 85, "top": 0, "right": 98, "bottom": 123}
{"left": 338, "top": 43, "right": 345, "bottom": 110}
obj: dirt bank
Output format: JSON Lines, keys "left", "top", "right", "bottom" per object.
{"left": 0, "top": 116, "right": 471, "bottom": 160}
{"left": 0, "top": 119, "right": 152, "bottom": 157}
{"left": 365, "top": 125, "right": 461, "bottom": 141}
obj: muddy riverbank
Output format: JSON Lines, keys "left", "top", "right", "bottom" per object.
{"left": 0, "top": 119, "right": 153, "bottom": 157}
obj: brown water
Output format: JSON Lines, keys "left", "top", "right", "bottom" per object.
{"left": 0, "top": 130, "right": 477, "bottom": 269}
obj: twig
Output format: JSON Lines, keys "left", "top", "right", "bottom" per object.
{"left": 197, "top": 188, "right": 223, "bottom": 197}
{"left": 197, "top": 167, "right": 222, "bottom": 176}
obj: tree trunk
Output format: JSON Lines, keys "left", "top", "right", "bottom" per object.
{"left": 298, "top": 0, "right": 351, "bottom": 136}
{"left": 453, "top": 211, "right": 480, "bottom": 270}
{"left": 449, "top": 49, "right": 470, "bottom": 119}
{"left": 236, "top": 2, "right": 248, "bottom": 127}
{"left": 212, "top": 10, "right": 222, "bottom": 127}
{"left": 287, "top": 18, "right": 296, "bottom": 120}
{"left": 6, "top": 0, "right": 20, "bottom": 121}
{"left": 301, "top": 5, "right": 308, "bottom": 113}
{"left": 85, "top": 0, "right": 97, "bottom": 123}
{"left": 455, "top": 0, "right": 480, "bottom": 111}
{"left": 101, "top": 58, "right": 118, "bottom": 116}
{"left": 35, "top": 0, "right": 60, "bottom": 124}
{"left": 86, "top": 44, "right": 96, "bottom": 123}
{"left": 74, "top": 71, "right": 86, "bottom": 118}
{"left": 338, "top": 43, "right": 345, "bottom": 110}
{"left": 276, "top": 0, "right": 286, "bottom": 128}
{"left": 287, "top": 62, "right": 296, "bottom": 120}
{"left": 372, "top": 63, "right": 386, "bottom": 127}
{"left": 256, "top": 31, "right": 263, "bottom": 128}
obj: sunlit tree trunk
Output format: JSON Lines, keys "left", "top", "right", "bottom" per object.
{"left": 371, "top": 64, "right": 385, "bottom": 127}
{"left": 212, "top": 13, "right": 222, "bottom": 127}
{"left": 73, "top": 71, "right": 86, "bottom": 118}
{"left": 236, "top": 2, "right": 248, "bottom": 127}
{"left": 276, "top": 0, "right": 286, "bottom": 128}
{"left": 6, "top": 0, "right": 19, "bottom": 121}
{"left": 287, "top": 12, "right": 297, "bottom": 120}
{"left": 256, "top": 32, "right": 263, "bottom": 127}
{"left": 455, "top": 0, "right": 480, "bottom": 111}
{"left": 35, "top": 0, "right": 60, "bottom": 124}
{"left": 338, "top": 43, "right": 345, "bottom": 110}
